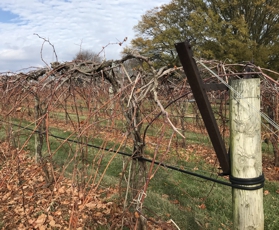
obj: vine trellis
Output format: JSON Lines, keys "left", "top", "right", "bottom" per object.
{"left": 0, "top": 53, "right": 278, "bottom": 228}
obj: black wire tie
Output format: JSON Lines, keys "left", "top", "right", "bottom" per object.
{"left": 229, "top": 174, "right": 265, "bottom": 190}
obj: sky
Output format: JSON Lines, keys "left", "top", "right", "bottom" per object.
{"left": 0, "top": 0, "right": 169, "bottom": 72}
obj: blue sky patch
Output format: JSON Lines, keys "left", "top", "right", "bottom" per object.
{"left": 0, "top": 8, "right": 19, "bottom": 23}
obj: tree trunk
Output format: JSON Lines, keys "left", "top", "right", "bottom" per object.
{"left": 34, "top": 96, "right": 52, "bottom": 184}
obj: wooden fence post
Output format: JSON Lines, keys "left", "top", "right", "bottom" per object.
{"left": 230, "top": 78, "right": 264, "bottom": 230}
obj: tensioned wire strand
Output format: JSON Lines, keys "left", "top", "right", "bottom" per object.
{"left": 196, "top": 59, "right": 279, "bottom": 138}
{"left": 0, "top": 118, "right": 263, "bottom": 190}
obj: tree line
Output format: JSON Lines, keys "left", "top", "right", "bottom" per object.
{"left": 124, "top": 0, "right": 279, "bottom": 74}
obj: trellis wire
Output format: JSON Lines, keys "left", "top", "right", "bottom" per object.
{"left": 197, "top": 60, "right": 279, "bottom": 138}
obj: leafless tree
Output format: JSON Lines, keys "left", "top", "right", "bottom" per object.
{"left": 73, "top": 50, "right": 101, "bottom": 63}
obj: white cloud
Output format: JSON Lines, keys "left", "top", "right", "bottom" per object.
{"left": 0, "top": 0, "right": 170, "bottom": 72}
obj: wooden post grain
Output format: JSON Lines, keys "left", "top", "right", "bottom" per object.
{"left": 230, "top": 78, "right": 264, "bottom": 229}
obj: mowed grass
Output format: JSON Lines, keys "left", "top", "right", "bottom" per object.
{"left": 1, "top": 118, "right": 279, "bottom": 229}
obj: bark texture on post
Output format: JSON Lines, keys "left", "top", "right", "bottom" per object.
{"left": 230, "top": 78, "right": 264, "bottom": 230}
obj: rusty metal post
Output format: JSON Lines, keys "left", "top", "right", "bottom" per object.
{"left": 175, "top": 40, "right": 230, "bottom": 174}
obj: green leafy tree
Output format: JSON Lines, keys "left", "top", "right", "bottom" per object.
{"left": 131, "top": 0, "right": 279, "bottom": 70}
{"left": 131, "top": 0, "right": 201, "bottom": 67}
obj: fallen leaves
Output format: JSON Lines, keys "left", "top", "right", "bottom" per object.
{"left": 0, "top": 142, "right": 176, "bottom": 229}
{"left": 264, "top": 190, "right": 270, "bottom": 196}
{"left": 199, "top": 203, "right": 206, "bottom": 209}
{"left": 134, "top": 211, "right": 140, "bottom": 219}
{"left": 34, "top": 213, "right": 47, "bottom": 228}
{"left": 48, "top": 215, "right": 62, "bottom": 228}
{"left": 85, "top": 201, "right": 96, "bottom": 209}
{"left": 0, "top": 143, "right": 119, "bottom": 229}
